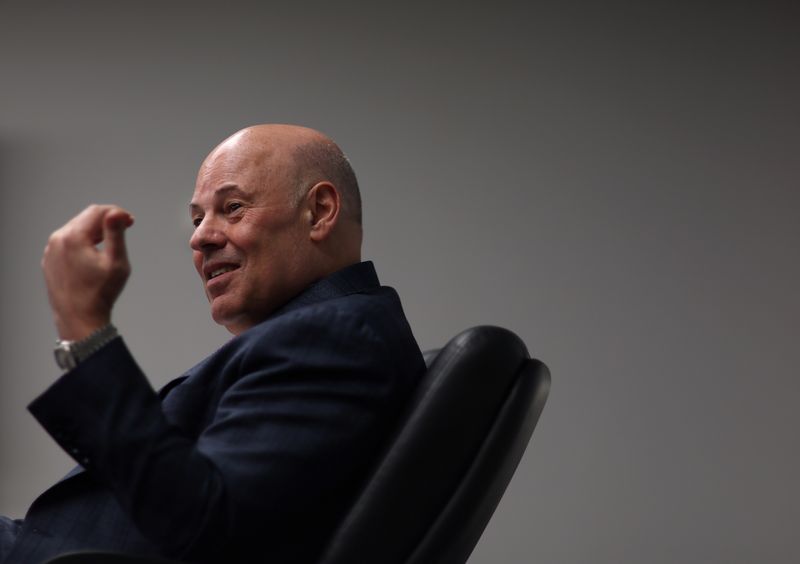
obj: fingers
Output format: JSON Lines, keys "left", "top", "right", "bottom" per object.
{"left": 42, "top": 204, "right": 135, "bottom": 341}
{"left": 68, "top": 204, "right": 134, "bottom": 245}
{"left": 102, "top": 209, "right": 134, "bottom": 262}
{"left": 47, "top": 204, "right": 134, "bottom": 258}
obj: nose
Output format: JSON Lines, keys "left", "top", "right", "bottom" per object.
{"left": 190, "top": 216, "right": 226, "bottom": 251}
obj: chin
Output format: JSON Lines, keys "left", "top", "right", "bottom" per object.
{"left": 210, "top": 296, "right": 274, "bottom": 335}
{"left": 210, "top": 301, "right": 236, "bottom": 330}
{"left": 215, "top": 314, "right": 245, "bottom": 335}
{"left": 212, "top": 308, "right": 253, "bottom": 336}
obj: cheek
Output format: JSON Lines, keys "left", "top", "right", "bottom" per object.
{"left": 192, "top": 252, "right": 203, "bottom": 275}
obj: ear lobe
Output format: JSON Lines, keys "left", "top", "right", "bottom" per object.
{"left": 307, "top": 181, "right": 340, "bottom": 242}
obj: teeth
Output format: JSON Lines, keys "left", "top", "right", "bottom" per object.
{"left": 209, "top": 266, "right": 236, "bottom": 279}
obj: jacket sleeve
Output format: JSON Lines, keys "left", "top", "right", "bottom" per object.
{"left": 28, "top": 306, "right": 413, "bottom": 561}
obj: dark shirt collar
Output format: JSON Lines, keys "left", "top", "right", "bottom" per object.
{"left": 269, "top": 261, "right": 380, "bottom": 319}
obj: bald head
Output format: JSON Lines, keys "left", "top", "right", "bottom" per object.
{"left": 190, "top": 124, "right": 363, "bottom": 333}
{"left": 202, "top": 124, "right": 362, "bottom": 226}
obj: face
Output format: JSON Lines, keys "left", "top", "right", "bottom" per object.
{"left": 189, "top": 138, "right": 313, "bottom": 334}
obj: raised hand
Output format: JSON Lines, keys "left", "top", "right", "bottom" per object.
{"left": 42, "top": 205, "right": 134, "bottom": 341}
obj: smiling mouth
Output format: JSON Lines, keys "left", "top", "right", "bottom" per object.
{"left": 208, "top": 265, "right": 239, "bottom": 280}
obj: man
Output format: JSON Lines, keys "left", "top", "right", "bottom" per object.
{"left": 0, "top": 125, "right": 426, "bottom": 563}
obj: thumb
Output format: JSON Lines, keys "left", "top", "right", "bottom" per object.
{"left": 103, "top": 210, "right": 134, "bottom": 262}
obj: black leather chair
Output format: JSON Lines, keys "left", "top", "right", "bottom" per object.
{"left": 46, "top": 326, "right": 550, "bottom": 564}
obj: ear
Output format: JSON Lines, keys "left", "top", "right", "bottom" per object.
{"left": 306, "top": 181, "right": 340, "bottom": 242}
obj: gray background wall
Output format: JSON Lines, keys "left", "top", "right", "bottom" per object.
{"left": 1, "top": 1, "right": 798, "bottom": 562}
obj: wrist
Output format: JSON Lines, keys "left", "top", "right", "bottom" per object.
{"left": 54, "top": 323, "right": 119, "bottom": 371}
{"left": 54, "top": 315, "right": 111, "bottom": 342}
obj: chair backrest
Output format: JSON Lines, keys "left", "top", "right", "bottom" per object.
{"left": 317, "top": 326, "right": 551, "bottom": 564}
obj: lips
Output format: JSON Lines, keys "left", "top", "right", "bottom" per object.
{"left": 203, "top": 262, "right": 240, "bottom": 281}
{"left": 209, "top": 265, "right": 237, "bottom": 280}
{"left": 203, "top": 262, "right": 241, "bottom": 298}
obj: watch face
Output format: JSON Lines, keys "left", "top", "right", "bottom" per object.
{"left": 54, "top": 344, "right": 76, "bottom": 370}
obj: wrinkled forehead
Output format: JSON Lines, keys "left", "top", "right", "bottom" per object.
{"left": 194, "top": 137, "right": 296, "bottom": 199}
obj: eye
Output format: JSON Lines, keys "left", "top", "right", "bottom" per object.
{"left": 226, "top": 202, "right": 243, "bottom": 214}
{"left": 192, "top": 216, "right": 203, "bottom": 228}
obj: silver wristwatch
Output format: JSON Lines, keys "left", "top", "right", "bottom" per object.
{"left": 54, "top": 324, "right": 119, "bottom": 371}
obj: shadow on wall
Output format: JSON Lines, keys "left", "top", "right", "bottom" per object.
{"left": 0, "top": 133, "right": 50, "bottom": 416}
{"left": 0, "top": 137, "right": 16, "bottom": 446}
{"left": 0, "top": 138, "right": 12, "bottom": 384}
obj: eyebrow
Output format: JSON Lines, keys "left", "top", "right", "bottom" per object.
{"left": 189, "top": 185, "right": 248, "bottom": 213}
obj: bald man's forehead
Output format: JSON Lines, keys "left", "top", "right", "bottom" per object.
{"left": 202, "top": 132, "right": 284, "bottom": 172}
{"left": 194, "top": 123, "right": 337, "bottom": 198}
{"left": 198, "top": 150, "right": 281, "bottom": 190}
{"left": 195, "top": 141, "right": 300, "bottom": 207}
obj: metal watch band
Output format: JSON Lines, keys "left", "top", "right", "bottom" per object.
{"left": 54, "top": 323, "right": 119, "bottom": 371}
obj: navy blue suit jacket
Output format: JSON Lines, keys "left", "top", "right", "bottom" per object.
{"left": 6, "top": 262, "right": 425, "bottom": 564}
